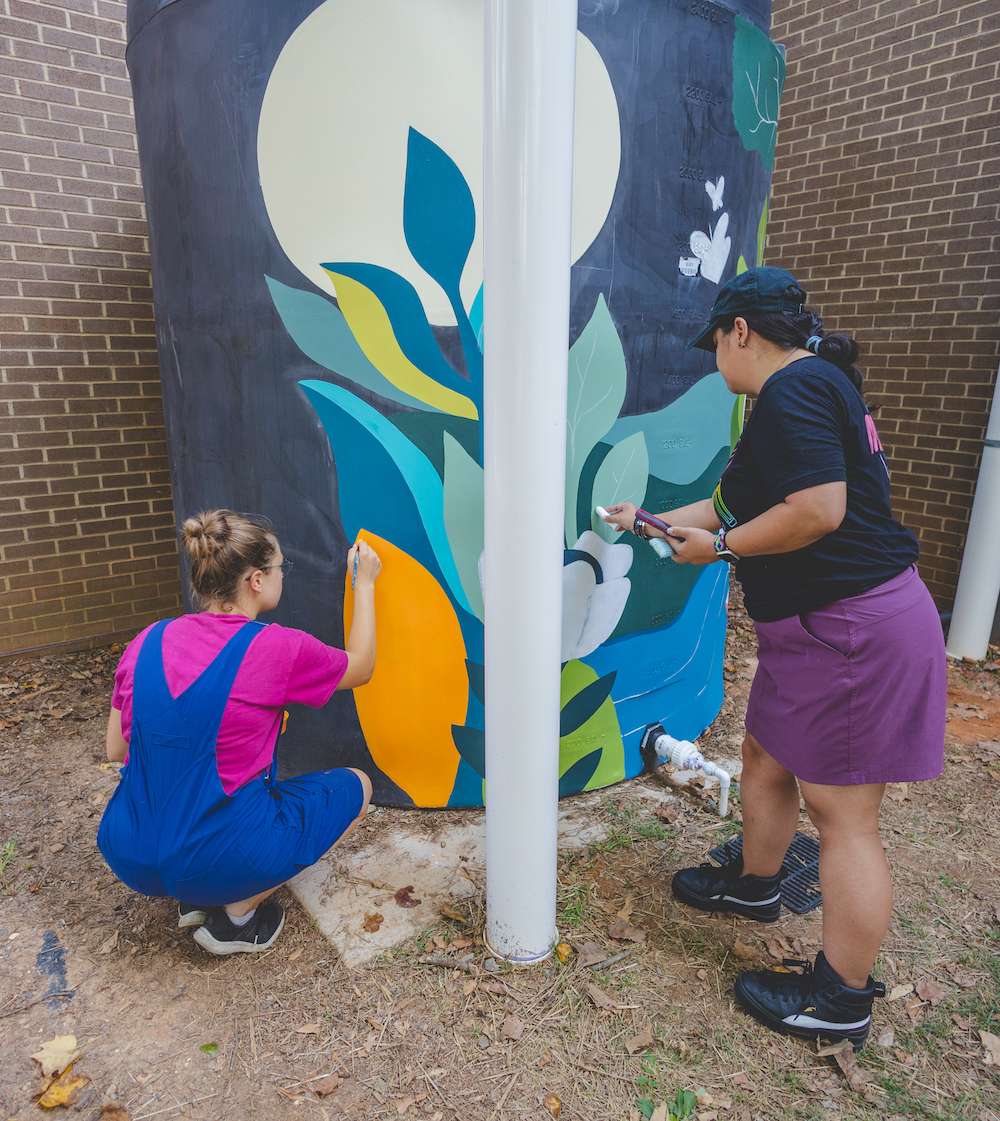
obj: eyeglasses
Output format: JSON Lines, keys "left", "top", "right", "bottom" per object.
{"left": 246, "top": 559, "right": 293, "bottom": 579}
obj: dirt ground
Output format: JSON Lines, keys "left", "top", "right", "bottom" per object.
{"left": 2, "top": 602, "right": 999, "bottom": 1121}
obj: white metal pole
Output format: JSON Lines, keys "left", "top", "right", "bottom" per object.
{"left": 947, "top": 367, "right": 1000, "bottom": 660}
{"left": 483, "top": 0, "right": 577, "bottom": 963}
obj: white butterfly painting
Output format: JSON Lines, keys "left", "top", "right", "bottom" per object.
{"left": 705, "top": 176, "right": 725, "bottom": 212}
{"left": 689, "top": 212, "right": 731, "bottom": 284}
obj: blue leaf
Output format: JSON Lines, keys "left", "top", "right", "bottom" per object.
{"left": 265, "top": 276, "right": 434, "bottom": 411}
{"left": 299, "top": 379, "right": 471, "bottom": 615}
{"left": 558, "top": 749, "right": 603, "bottom": 798}
{"left": 403, "top": 128, "right": 476, "bottom": 300}
{"left": 321, "top": 261, "right": 472, "bottom": 400}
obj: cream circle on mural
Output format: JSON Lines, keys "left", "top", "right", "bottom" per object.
{"left": 258, "top": 0, "right": 622, "bottom": 326}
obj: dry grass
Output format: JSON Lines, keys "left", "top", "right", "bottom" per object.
{"left": 1, "top": 607, "right": 998, "bottom": 1121}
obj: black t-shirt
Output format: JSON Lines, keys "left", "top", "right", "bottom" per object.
{"left": 713, "top": 356, "right": 919, "bottom": 622}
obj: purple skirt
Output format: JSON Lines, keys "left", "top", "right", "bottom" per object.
{"left": 745, "top": 566, "right": 946, "bottom": 786}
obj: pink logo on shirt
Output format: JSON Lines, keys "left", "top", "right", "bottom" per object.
{"left": 865, "top": 414, "right": 884, "bottom": 455}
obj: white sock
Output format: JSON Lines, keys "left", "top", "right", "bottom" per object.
{"left": 225, "top": 907, "right": 256, "bottom": 927}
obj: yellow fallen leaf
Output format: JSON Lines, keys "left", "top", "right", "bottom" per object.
{"left": 543, "top": 1094, "right": 561, "bottom": 1118}
{"left": 555, "top": 941, "right": 573, "bottom": 964}
{"left": 31, "top": 1036, "right": 80, "bottom": 1078}
{"left": 37, "top": 1063, "right": 90, "bottom": 1109}
{"left": 99, "top": 1106, "right": 131, "bottom": 1121}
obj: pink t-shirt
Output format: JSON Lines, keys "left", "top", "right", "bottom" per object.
{"left": 111, "top": 613, "right": 348, "bottom": 795}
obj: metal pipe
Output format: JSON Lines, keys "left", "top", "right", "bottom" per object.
{"left": 483, "top": 0, "right": 577, "bottom": 963}
{"left": 947, "top": 365, "right": 1000, "bottom": 661}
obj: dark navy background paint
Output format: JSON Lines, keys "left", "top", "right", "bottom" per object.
{"left": 125, "top": 0, "right": 776, "bottom": 801}
{"left": 36, "top": 929, "right": 72, "bottom": 1010}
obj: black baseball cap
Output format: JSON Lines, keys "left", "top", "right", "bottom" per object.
{"left": 687, "top": 266, "right": 807, "bottom": 352}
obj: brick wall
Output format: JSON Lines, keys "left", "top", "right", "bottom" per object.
{"left": 0, "top": 0, "right": 181, "bottom": 657}
{"left": 768, "top": 0, "right": 1000, "bottom": 608}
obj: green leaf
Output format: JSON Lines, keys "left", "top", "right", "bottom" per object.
{"left": 669, "top": 1089, "right": 697, "bottom": 1120}
{"left": 442, "top": 432, "right": 484, "bottom": 621}
{"left": 591, "top": 432, "right": 649, "bottom": 541}
{"left": 559, "top": 660, "right": 624, "bottom": 792}
{"left": 199, "top": 1042, "right": 218, "bottom": 1055}
{"left": 566, "top": 294, "right": 627, "bottom": 546}
{"left": 730, "top": 394, "right": 746, "bottom": 448}
{"left": 636, "top": 1101, "right": 655, "bottom": 1120}
{"left": 560, "top": 671, "right": 616, "bottom": 737}
{"left": 736, "top": 254, "right": 749, "bottom": 276}
{"left": 756, "top": 199, "right": 769, "bottom": 265}
{"left": 731, "top": 15, "right": 786, "bottom": 170}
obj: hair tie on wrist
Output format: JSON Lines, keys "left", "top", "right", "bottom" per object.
{"left": 806, "top": 335, "right": 824, "bottom": 354}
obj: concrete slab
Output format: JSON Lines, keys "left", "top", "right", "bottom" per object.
{"left": 290, "top": 764, "right": 739, "bottom": 967}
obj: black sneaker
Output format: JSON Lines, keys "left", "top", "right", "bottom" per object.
{"left": 177, "top": 902, "right": 207, "bottom": 930}
{"left": 672, "top": 860, "right": 782, "bottom": 922}
{"left": 735, "top": 951, "right": 886, "bottom": 1050}
{"left": 192, "top": 901, "right": 286, "bottom": 956}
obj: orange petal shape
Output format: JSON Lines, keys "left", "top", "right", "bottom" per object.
{"left": 344, "top": 530, "right": 466, "bottom": 806}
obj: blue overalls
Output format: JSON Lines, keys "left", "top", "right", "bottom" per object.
{"left": 98, "top": 618, "right": 364, "bottom": 907}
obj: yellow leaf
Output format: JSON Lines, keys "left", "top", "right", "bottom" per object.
{"left": 543, "top": 1094, "right": 561, "bottom": 1118}
{"left": 31, "top": 1035, "right": 80, "bottom": 1078}
{"left": 37, "top": 1063, "right": 90, "bottom": 1109}
{"left": 555, "top": 942, "right": 573, "bottom": 964}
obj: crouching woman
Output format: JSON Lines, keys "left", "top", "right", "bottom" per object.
{"left": 98, "top": 509, "right": 379, "bottom": 955}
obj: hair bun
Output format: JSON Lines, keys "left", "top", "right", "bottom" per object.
{"left": 181, "top": 509, "right": 230, "bottom": 563}
{"left": 817, "top": 333, "right": 859, "bottom": 370}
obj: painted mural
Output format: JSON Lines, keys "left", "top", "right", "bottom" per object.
{"left": 125, "top": 0, "right": 783, "bottom": 807}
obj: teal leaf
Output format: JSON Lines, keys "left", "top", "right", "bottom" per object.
{"left": 299, "top": 379, "right": 471, "bottom": 615}
{"left": 558, "top": 749, "right": 603, "bottom": 798}
{"left": 403, "top": 127, "right": 475, "bottom": 301}
{"left": 560, "top": 671, "right": 617, "bottom": 737}
{"left": 468, "top": 283, "right": 484, "bottom": 350}
{"left": 321, "top": 261, "right": 472, "bottom": 399}
{"left": 591, "top": 432, "right": 649, "bottom": 541}
{"left": 732, "top": 15, "right": 786, "bottom": 170}
{"left": 466, "top": 660, "right": 485, "bottom": 704}
{"left": 265, "top": 276, "right": 434, "bottom": 412}
{"left": 442, "top": 431, "right": 484, "bottom": 621}
{"left": 607, "top": 372, "right": 733, "bottom": 487}
{"left": 452, "top": 725, "right": 485, "bottom": 777}
{"left": 566, "top": 294, "right": 627, "bottom": 546}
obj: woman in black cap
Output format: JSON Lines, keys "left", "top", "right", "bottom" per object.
{"left": 602, "top": 266, "right": 946, "bottom": 1050}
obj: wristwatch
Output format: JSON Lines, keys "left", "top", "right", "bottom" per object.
{"left": 713, "top": 526, "right": 739, "bottom": 565}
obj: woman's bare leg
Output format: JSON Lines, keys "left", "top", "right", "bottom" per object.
{"left": 739, "top": 732, "right": 800, "bottom": 877}
{"left": 226, "top": 768, "right": 374, "bottom": 917}
{"left": 800, "top": 779, "right": 889, "bottom": 988}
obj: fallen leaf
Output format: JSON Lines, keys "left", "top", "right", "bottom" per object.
{"left": 696, "top": 969, "right": 708, "bottom": 981}
{"left": 695, "top": 1089, "right": 716, "bottom": 1107}
{"left": 395, "top": 1095, "right": 416, "bottom": 1115}
{"left": 887, "top": 983, "right": 913, "bottom": 1002}
{"left": 903, "top": 994, "right": 925, "bottom": 1025}
{"left": 543, "top": 1093, "right": 562, "bottom": 1118}
{"left": 462, "top": 979, "right": 476, "bottom": 996}
{"left": 310, "top": 1073, "right": 341, "bottom": 1097}
{"left": 655, "top": 802, "right": 680, "bottom": 824}
{"left": 31, "top": 1036, "right": 81, "bottom": 1078}
{"left": 608, "top": 919, "right": 646, "bottom": 943}
{"left": 886, "top": 783, "right": 909, "bottom": 802}
{"left": 952, "top": 1013, "right": 971, "bottom": 1031}
{"left": 99, "top": 1106, "right": 131, "bottom": 1121}
{"left": 831, "top": 1046, "right": 869, "bottom": 1094}
{"left": 980, "top": 1029, "right": 1000, "bottom": 1065}
{"left": 576, "top": 942, "right": 607, "bottom": 968}
{"left": 502, "top": 1015, "right": 525, "bottom": 1041}
{"left": 817, "top": 1039, "right": 853, "bottom": 1058}
{"left": 199, "top": 1042, "right": 218, "bottom": 1055}
{"left": 617, "top": 895, "right": 635, "bottom": 921}
{"left": 732, "top": 940, "right": 757, "bottom": 961}
{"left": 295, "top": 1023, "right": 321, "bottom": 1035}
{"left": 731, "top": 1073, "right": 752, "bottom": 1090}
{"left": 625, "top": 1026, "right": 655, "bottom": 1055}
{"left": 582, "top": 981, "right": 617, "bottom": 1011}
{"left": 876, "top": 1027, "right": 895, "bottom": 1048}
{"left": 362, "top": 912, "right": 384, "bottom": 933}
{"left": 451, "top": 936, "right": 473, "bottom": 950}
{"left": 915, "top": 978, "right": 947, "bottom": 1006}
{"left": 439, "top": 903, "right": 468, "bottom": 924}
{"left": 538, "top": 1050, "right": 553, "bottom": 1069}
{"left": 37, "top": 1064, "right": 90, "bottom": 1109}
{"left": 651, "top": 1105, "right": 669, "bottom": 1121}
{"left": 555, "top": 941, "right": 573, "bottom": 964}
{"left": 394, "top": 885, "right": 421, "bottom": 909}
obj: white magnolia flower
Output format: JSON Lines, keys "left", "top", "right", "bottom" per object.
{"left": 561, "top": 531, "right": 633, "bottom": 662}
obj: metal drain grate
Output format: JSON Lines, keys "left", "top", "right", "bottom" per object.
{"left": 708, "top": 831, "right": 822, "bottom": 914}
